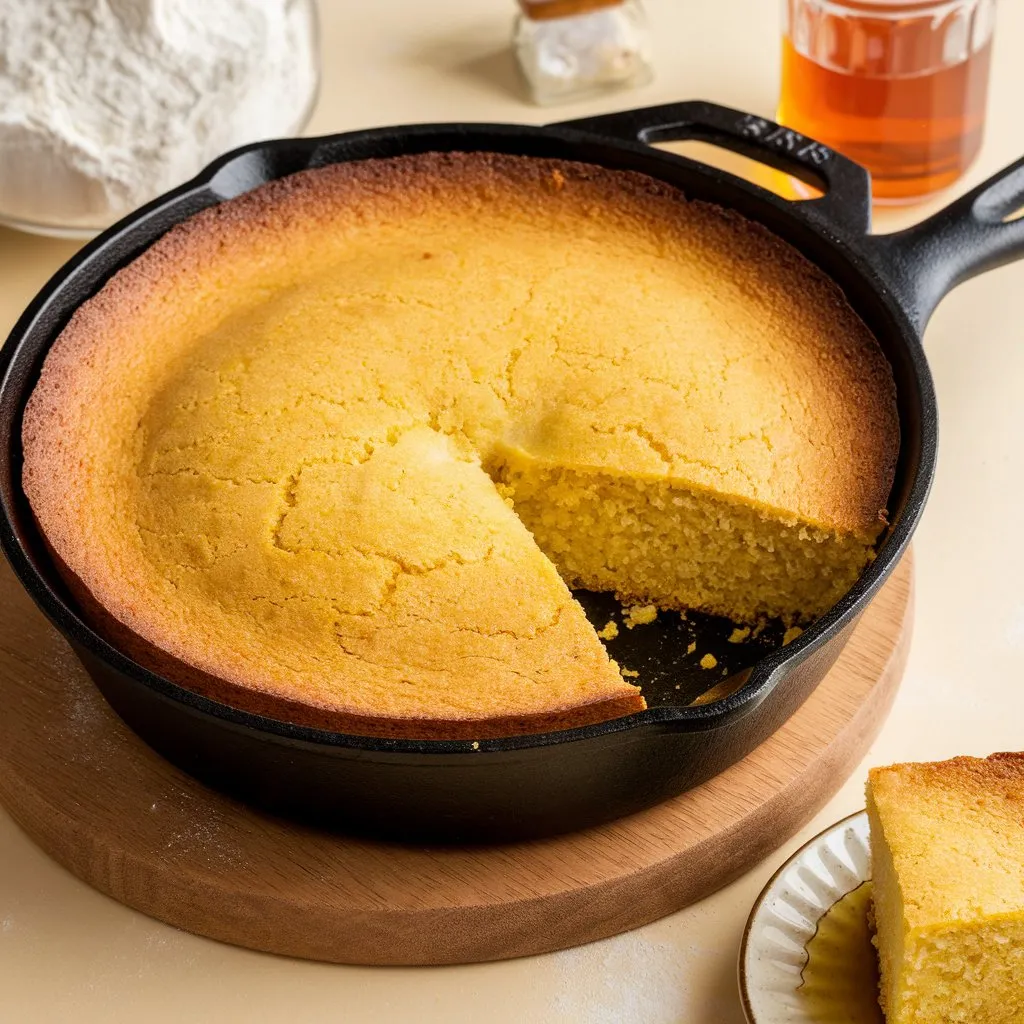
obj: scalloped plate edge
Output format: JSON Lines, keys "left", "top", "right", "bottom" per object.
{"left": 738, "top": 810, "right": 871, "bottom": 1023}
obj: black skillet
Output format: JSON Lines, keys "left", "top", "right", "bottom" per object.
{"left": 3, "top": 101, "right": 1024, "bottom": 842}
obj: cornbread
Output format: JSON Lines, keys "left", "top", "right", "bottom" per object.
{"left": 22, "top": 151, "right": 898, "bottom": 739}
{"left": 868, "top": 754, "right": 1024, "bottom": 1024}
{"left": 624, "top": 604, "right": 658, "bottom": 628}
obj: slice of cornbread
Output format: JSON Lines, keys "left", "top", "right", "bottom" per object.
{"left": 868, "top": 754, "right": 1024, "bottom": 1024}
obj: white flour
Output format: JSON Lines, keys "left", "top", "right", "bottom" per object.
{"left": 0, "top": 0, "right": 318, "bottom": 229}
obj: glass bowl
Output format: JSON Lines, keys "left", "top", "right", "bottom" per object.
{"left": 0, "top": 0, "right": 321, "bottom": 240}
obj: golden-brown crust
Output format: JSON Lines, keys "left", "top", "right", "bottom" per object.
{"left": 869, "top": 752, "right": 1024, "bottom": 798}
{"left": 868, "top": 752, "right": 1024, "bottom": 937}
{"left": 23, "top": 150, "right": 898, "bottom": 738}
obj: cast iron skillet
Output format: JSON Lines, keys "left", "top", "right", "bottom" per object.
{"left": 3, "top": 101, "right": 1024, "bottom": 842}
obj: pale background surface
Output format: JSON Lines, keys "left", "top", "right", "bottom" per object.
{"left": 2, "top": 1, "right": 1023, "bottom": 1020}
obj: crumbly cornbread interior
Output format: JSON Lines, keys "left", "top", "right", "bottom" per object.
{"left": 868, "top": 754, "right": 1024, "bottom": 1024}
{"left": 22, "top": 152, "right": 898, "bottom": 738}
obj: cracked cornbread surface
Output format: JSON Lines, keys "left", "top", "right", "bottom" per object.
{"left": 22, "top": 151, "right": 898, "bottom": 738}
{"left": 868, "top": 755, "right": 1024, "bottom": 1024}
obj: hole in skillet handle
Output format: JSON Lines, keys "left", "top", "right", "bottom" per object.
{"left": 864, "top": 154, "right": 1024, "bottom": 331}
{"left": 551, "top": 99, "right": 872, "bottom": 238}
{"left": 645, "top": 140, "right": 826, "bottom": 202}
{"left": 972, "top": 161, "right": 1024, "bottom": 225}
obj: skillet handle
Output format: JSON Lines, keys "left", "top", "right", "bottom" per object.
{"left": 867, "top": 156, "right": 1024, "bottom": 332}
{"left": 552, "top": 100, "right": 872, "bottom": 235}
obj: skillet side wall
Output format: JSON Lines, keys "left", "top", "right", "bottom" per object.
{"left": 75, "top": 621, "right": 857, "bottom": 842}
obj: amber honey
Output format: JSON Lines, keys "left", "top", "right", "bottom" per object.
{"left": 778, "top": 0, "right": 996, "bottom": 202}
{"left": 518, "top": 0, "right": 623, "bottom": 19}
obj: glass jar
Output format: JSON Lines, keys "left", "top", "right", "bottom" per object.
{"left": 778, "top": 0, "right": 997, "bottom": 202}
{"left": 514, "top": 0, "right": 654, "bottom": 106}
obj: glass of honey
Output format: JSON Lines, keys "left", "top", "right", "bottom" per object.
{"left": 778, "top": 0, "right": 996, "bottom": 202}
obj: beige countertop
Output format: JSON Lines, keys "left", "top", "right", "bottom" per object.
{"left": 3, "top": 1, "right": 1024, "bottom": 1020}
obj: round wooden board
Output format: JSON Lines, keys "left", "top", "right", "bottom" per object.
{"left": 0, "top": 555, "right": 912, "bottom": 966}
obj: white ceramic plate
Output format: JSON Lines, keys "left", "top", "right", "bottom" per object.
{"left": 739, "top": 810, "right": 878, "bottom": 1024}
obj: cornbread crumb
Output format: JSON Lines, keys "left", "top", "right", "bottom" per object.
{"left": 471, "top": 741, "right": 480, "bottom": 750}
{"left": 624, "top": 604, "right": 658, "bottom": 629}
{"left": 597, "top": 620, "right": 620, "bottom": 640}
{"left": 782, "top": 626, "right": 804, "bottom": 646}
{"left": 620, "top": 668, "right": 639, "bottom": 678}
{"left": 700, "top": 653, "right": 717, "bottom": 670}
{"left": 728, "top": 626, "right": 750, "bottom": 644}
{"left": 686, "top": 641, "right": 697, "bottom": 655}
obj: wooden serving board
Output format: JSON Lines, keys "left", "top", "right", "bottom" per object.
{"left": 0, "top": 555, "right": 912, "bottom": 966}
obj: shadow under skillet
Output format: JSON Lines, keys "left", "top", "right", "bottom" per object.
{"left": 573, "top": 588, "right": 794, "bottom": 708}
